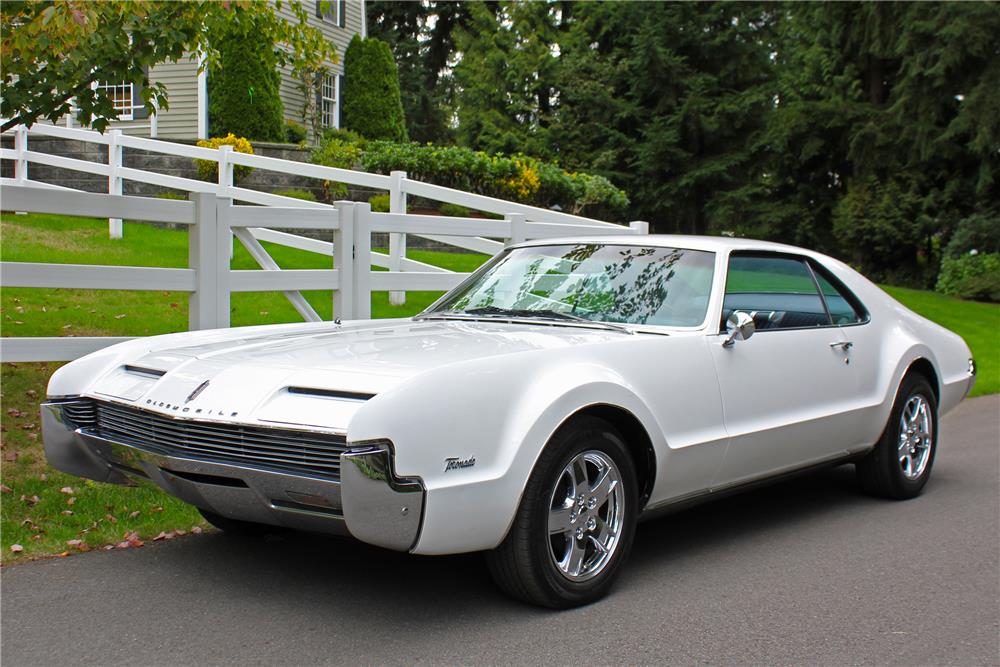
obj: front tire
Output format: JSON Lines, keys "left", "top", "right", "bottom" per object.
{"left": 486, "top": 416, "right": 639, "bottom": 608}
{"left": 856, "top": 374, "right": 938, "bottom": 499}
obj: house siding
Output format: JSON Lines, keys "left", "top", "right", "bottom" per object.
{"left": 275, "top": 1, "right": 364, "bottom": 140}
{"left": 25, "top": 1, "right": 363, "bottom": 140}
{"left": 147, "top": 56, "right": 200, "bottom": 139}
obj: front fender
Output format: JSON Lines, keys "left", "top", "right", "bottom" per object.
{"left": 346, "top": 351, "right": 662, "bottom": 555}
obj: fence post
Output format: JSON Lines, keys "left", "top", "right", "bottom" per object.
{"left": 13, "top": 125, "right": 27, "bottom": 184}
{"left": 507, "top": 212, "right": 527, "bottom": 245}
{"left": 108, "top": 129, "right": 123, "bottom": 239}
{"left": 149, "top": 102, "right": 158, "bottom": 139}
{"left": 333, "top": 201, "right": 355, "bottom": 320}
{"left": 629, "top": 220, "right": 650, "bottom": 235}
{"left": 189, "top": 192, "right": 220, "bottom": 330}
{"left": 214, "top": 197, "right": 233, "bottom": 328}
{"left": 353, "top": 201, "right": 373, "bottom": 320}
{"left": 388, "top": 170, "right": 407, "bottom": 306}
{"left": 217, "top": 145, "right": 234, "bottom": 260}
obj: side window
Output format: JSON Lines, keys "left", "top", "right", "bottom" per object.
{"left": 811, "top": 265, "right": 867, "bottom": 325}
{"left": 723, "top": 255, "right": 831, "bottom": 331}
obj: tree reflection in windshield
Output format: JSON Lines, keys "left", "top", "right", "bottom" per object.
{"left": 434, "top": 243, "right": 715, "bottom": 327}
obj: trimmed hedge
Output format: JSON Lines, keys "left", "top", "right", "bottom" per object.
{"left": 208, "top": 23, "right": 284, "bottom": 142}
{"left": 342, "top": 36, "right": 407, "bottom": 142}
{"left": 357, "top": 141, "right": 630, "bottom": 219}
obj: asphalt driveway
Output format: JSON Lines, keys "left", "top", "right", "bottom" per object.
{"left": 2, "top": 395, "right": 997, "bottom": 666}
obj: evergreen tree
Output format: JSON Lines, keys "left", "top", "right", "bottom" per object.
{"left": 208, "top": 20, "right": 284, "bottom": 142}
{"left": 342, "top": 35, "right": 408, "bottom": 142}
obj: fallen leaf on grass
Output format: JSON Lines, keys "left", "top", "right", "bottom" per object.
{"left": 6, "top": 408, "right": 25, "bottom": 418}
{"left": 153, "top": 531, "right": 174, "bottom": 541}
{"left": 128, "top": 510, "right": 140, "bottom": 519}
{"left": 60, "top": 486, "right": 74, "bottom": 495}
{"left": 27, "top": 433, "right": 37, "bottom": 440}
{"left": 20, "top": 494, "right": 39, "bottom": 505}
{"left": 61, "top": 510, "right": 74, "bottom": 516}
{"left": 191, "top": 526, "right": 203, "bottom": 534}
{"left": 10, "top": 544, "right": 24, "bottom": 553}
{"left": 67, "top": 497, "right": 77, "bottom": 505}
{"left": 5, "top": 451, "right": 18, "bottom": 462}
{"left": 62, "top": 324, "right": 72, "bottom": 330}
{"left": 0, "top": 483, "right": 11, "bottom": 493}
{"left": 58, "top": 551, "right": 71, "bottom": 558}
{"left": 104, "top": 513, "right": 116, "bottom": 522}
{"left": 114, "top": 314, "right": 127, "bottom": 320}
{"left": 25, "top": 390, "right": 37, "bottom": 398}
{"left": 16, "top": 423, "right": 37, "bottom": 430}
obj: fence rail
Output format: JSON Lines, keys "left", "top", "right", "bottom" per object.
{"left": 1, "top": 123, "right": 649, "bottom": 362}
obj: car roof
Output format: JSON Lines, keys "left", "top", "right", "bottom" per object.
{"left": 513, "top": 234, "right": 815, "bottom": 256}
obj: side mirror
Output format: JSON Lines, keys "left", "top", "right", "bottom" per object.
{"left": 722, "top": 311, "right": 755, "bottom": 348}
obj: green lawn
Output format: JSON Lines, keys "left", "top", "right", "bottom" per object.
{"left": 1, "top": 212, "right": 995, "bottom": 561}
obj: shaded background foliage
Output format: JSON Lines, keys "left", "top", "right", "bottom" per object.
{"left": 368, "top": 0, "right": 1000, "bottom": 291}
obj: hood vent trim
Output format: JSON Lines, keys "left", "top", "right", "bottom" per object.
{"left": 287, "top": 387, "right": 375, "bottom": 402}
{"left": 123, "top": 365, "right": 166, "bottom": 379}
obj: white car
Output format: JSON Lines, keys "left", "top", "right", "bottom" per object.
{"left": 42, "top": 236, "right": 976, "bottom": 607}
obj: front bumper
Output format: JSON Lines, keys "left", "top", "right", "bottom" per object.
{"left": 41, "top": 400, "right": 425, "bottom": 551}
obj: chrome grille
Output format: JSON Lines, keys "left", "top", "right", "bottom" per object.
{"left": 61, "top": 399, "right": 97, "bottom": 428}
{"left": 78, "top": 399, "right": 347, "bottom": 480}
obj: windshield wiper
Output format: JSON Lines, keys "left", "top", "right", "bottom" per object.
{"left": 462, "top": 307, "right": 634, "bottom": 334}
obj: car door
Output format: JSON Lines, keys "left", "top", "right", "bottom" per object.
{"left": 709, "top": 252, "right": 860, "bottom": 486}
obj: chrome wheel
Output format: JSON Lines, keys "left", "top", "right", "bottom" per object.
{"left": 547, "top": 450, "right": 625, "bottom": 582}
{"left": 898, "top": 394, "right": 933, "bottom": 480}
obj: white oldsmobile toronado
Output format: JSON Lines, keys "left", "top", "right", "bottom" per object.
{"left": 42, "top": 236, "right": 976, "bottom": 608}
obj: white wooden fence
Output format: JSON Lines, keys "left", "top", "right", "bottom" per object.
{"left": 0, "top": 185, "right": 647, "bottom": 362}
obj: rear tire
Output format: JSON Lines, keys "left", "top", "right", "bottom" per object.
{"left": 856, "top": 374, "right": 938, "bottom": 499}
{"left": 198, "top": 509, "right": 283, "bottom": 537}
{"left": 486, "top": 416, "right": 639, "bottom": 609}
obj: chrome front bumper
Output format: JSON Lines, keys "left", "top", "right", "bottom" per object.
{"left": 41, "top": 400, "right": 425, "bottom": 551}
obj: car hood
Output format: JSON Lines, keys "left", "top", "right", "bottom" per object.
{"left": 84, "top": 319, "right": 627, "bottom": 430}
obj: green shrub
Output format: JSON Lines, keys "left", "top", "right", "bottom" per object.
{"left": 342, "top": 36, "right": 407, "bottom": 141}
{"left": 153, "top": 192, "right": 187, "bottom": 201}
{"left": 208, "top": 23, "right": 284, "bottom": 141}
{"left": 369, "top": 194, "right": 390, "bottom": 212}
{"left": 284, "top": 121, "right": 307, "bottom": 145}
{"left": 944, "top": 211, "right": 1000, "bottom": 259}
{"left": 273, "top": 188, "right": 317, "bottom": 202}
{"left": 311, "top": 137, "right": 363, "bottom": 170}
{"left": 194, "top": 134, "right": 254, "bottom": 183}
{"left": 357, "top": 141, "right": 629, "bottom": 217}
{"left": 321, "top": 127, "right": 367, "bottom": 149}
{"left": 937, "top": 252, "right": 1000, "bottom": 302}
{"left": 439, "top": 203, "right": 470, "bottom": 217}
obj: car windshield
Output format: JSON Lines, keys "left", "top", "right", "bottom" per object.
{"left": 426, "top": 243, "right": 716, "bottom": 327}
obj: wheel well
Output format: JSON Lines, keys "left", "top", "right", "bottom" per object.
{"left": 567, "top": 405, "right": 656, "bottom": 509}
{"left": 905, "top": 358, "right": 940, "bottom": 403}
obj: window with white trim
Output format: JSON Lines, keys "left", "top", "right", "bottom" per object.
{"left": 95, "top": 81, "right": 135, "bottom": 121}
{"left": 316, "top": 0, "right": 345, "bottom": 27}
{"left": 320, "top": 74, "right": 338, "bottom": 128}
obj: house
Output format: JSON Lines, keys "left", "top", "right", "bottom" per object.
{"left": 66, "top": 1, "right": 365, "bottom": 141}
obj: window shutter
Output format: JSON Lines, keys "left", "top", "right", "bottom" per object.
{"left": 132, "top": 70, "right": 149, "bottom": 120}
{"left": 338, "top": 0, "right": 346, "bottom": 27}
{"left": 337, "top": 74, "right": 344, "bottom": 129}
{"left": 315, "top": 1, "right": 322, "bottom": 18}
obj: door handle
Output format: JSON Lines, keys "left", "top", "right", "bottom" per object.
{"left": 829, "top": 341, "right": 853, "bottom": 350}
